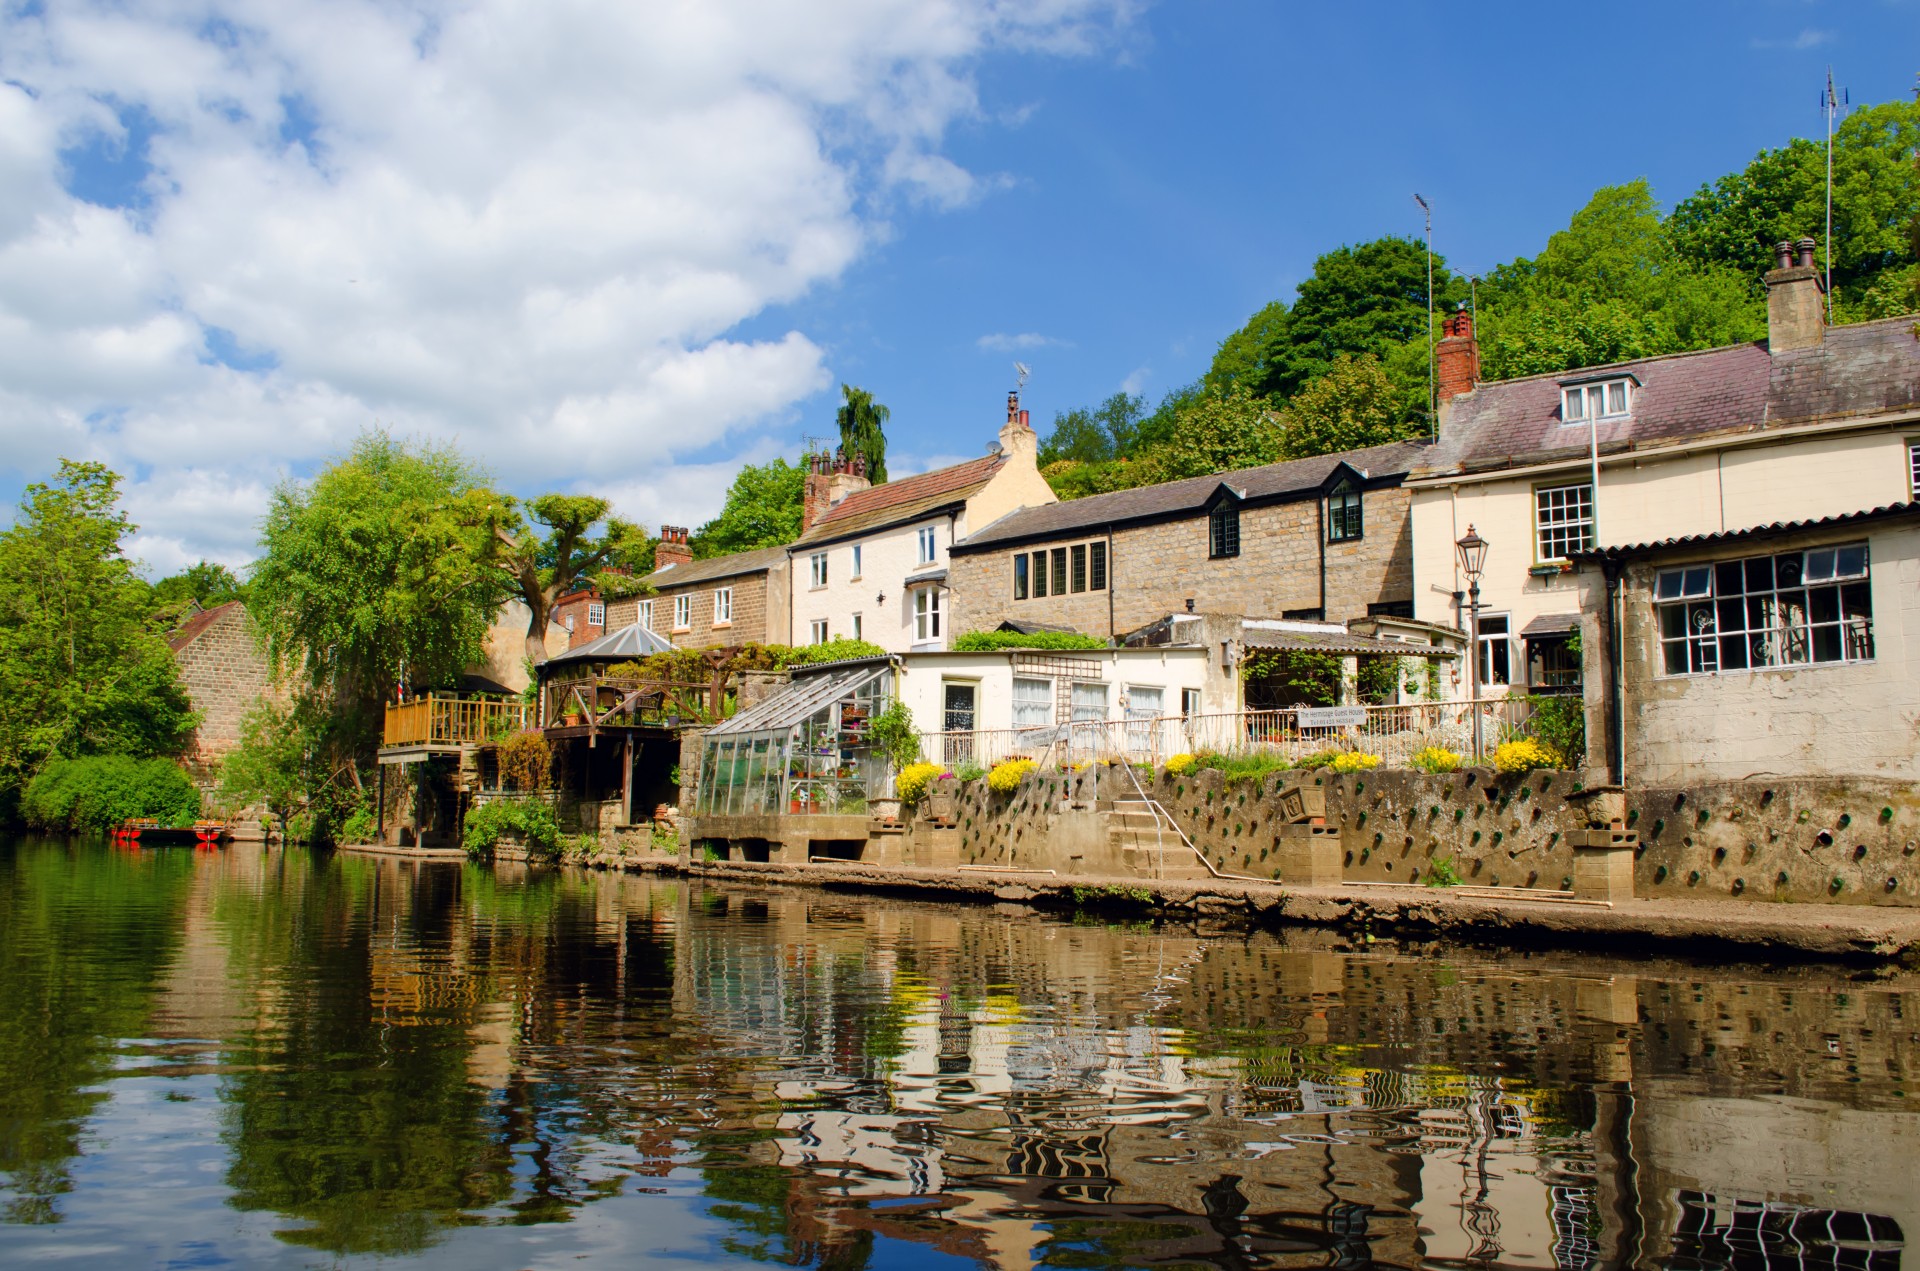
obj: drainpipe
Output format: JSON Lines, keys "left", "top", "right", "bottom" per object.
{"left": 1316, "top": 496, "right": 1327, "bottom": 617}
{"left": 1603, "top": 560, "right": 1626, "bottom": 785}
{"left": 1106, "top": 525, "right": 1116, "bottom": 641}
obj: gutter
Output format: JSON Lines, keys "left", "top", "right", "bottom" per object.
{"left": 1603, "top": 560, "right": 1625, "bottom": 785}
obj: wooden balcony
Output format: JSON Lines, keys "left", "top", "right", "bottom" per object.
{"left": 381, "top": 694, "right": 532, "bottom": 759}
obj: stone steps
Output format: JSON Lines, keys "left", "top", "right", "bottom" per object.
{"left": 1108, "top": 801, "right": 1213, "bottom": 881}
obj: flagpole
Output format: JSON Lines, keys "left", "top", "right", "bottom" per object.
{"left": 1825, "top": 69, "right": 1835, "bottom": 324}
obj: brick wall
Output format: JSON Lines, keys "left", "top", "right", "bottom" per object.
{"left": 950, "top": 487, "right": 1414, "bottom": 637}
{"left": 626, "top": 567, "right": 784, "bottom": 648}
{"left": 170, "top": 604, "right": 281, "bottom": 768}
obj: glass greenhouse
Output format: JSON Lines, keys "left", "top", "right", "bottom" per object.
{"left": 696, "top": 659, "right": 895, "bottom": 817}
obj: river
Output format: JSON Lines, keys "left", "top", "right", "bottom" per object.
{"left": 0, "top": 836, "right": 1911, "bottom": 1269}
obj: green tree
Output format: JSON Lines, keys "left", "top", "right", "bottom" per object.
{"left": 834, "top": 383, "right": 890, "bottom": 482}
{"left": 150, "top": 560, "right": 247, "bottom": 616}
{"left": 1039, "top": 392, "right": 1145, "bottom": 465}
{"left": 1137, "top": 387, "right": 1285, "bottom": 482}
{"left": 691, "top": 458, "right": 807, "bottom": 557}
{"left": 1204, "top": 300, "right": 1291, "bottom": 399}
{"left": 216, "top": 701, "right": 311, "bottom": 841}
{"left": 496, "top": 494, "right": 647, "bottom": 666}
{"left": 1280, "top": 354, "right": 1418, "bottom": 458}
{"left": 0, "top": 460, "right": 198, "bottom": 801}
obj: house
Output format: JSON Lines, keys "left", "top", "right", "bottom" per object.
{"left": 617, "top": 530, "right": 790, "bottom": 649}
{"left": 1570, "top": 504, "right": 1920, "bottom": 785}
{"left": 1408, "top": 238, "right": 1920, "bottom": 706}
{"left": 948, "top": 439, "right": 1427, "bottom": 641}
{"left": 786, "top": 392, "right": 1057, "bottom": 652}
{"left": 168, "top": 602, "right": 279, "bottom": 772}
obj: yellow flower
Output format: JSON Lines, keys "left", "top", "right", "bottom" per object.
{"left": 987, "top": 758, "right": 1037, "bottom": 793}
{"left": 1493, "top": 738, "right": 1563, "bottom": 773}
{"left": 1411, "top": 746, "right": 1461, "bottom": 774}
{"left": 1164, "top": 753, "right": 1197, "bottom": 775}
{"left": 894, "top": 762, "right": 946, "bottom": 805}
{"left": 1330, "top": 751, "right": 1381, "bottom": 773}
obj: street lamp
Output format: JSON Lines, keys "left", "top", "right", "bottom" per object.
{"left": 1456, "top": 525, "right": 1489, "bottom": 761}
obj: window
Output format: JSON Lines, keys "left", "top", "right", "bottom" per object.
{"left": 1209, "top": 502, "right": 1240, "bottom": 558}
{"left": 1125, "top": 685, "right": 1163, "bottom": 719}
{"left": 563, "top": 613, "right": 575, "bottom": 633}
{"left": 1529, "top": 637, "right": 1582, "bottom": 693}
{"left": 1561, "top": 378, "right": 1631, "bottom": 422}
{"left": 1014, "top": 542, "right": 1106, "bottom": 600}
{"left": 851, "top": 543, "right": 862, "bottom": 578}
{"left": 713, "top": 588, "right": 732, "bottom": 625}
{"left": 809, "top": 553, "right": 827, "bottom": 588}
{"left": 851, "top": 613, "right": 862, "bottom": 640}
{"left": 1535, "top": 482, "right": 1594, "bottom": 561}
{"left": 1656, "top": 543, "right": 1873, "bottom": 676}
{"left": 1070, "top": 682, "right": 1108, "bottom": 723}
{"left": 1013, "top": 553, "right": 1029, "bottom": 600}
{"left": 588, "top": 601, "right": 605, "bottom": 627}
{"left": 1090, "top": 541, "right": 1107, "bottom": 591}
{"left": 1050, "top": 548, "right": 1068, "bottom": 595}
{"left": 1070, "top": 544, "right": 1087, "bottom": 593}
{"left": 1012, "top": 677, "right": 1052, "bottom": 727}
{"left": 917, "top": 526, "right": 937, "bottom": 565}
{"left": 1327, "top": 481, "right": 1362, "bottom": 542}
{"left": 1181, "top": 688, "right": 1202, "bottom": 718}
{"left": 637, "top": 599, "right": 654, "bottom": 630}
{"left": 673, "top": 595, "right": 692, "bottom": 630}
{"left": 943, "top": 681, "right": 977, "bottom": 733}
{"left": 1477, "top": 614, "right": 1511, "bottom": 686}
{"left": 913, "top": 587, "right": 943, "bottom": 642}
{"left": 1030, "top": 551, "right": 1048, "bottom": 598}
{"left": 1910, "top": 441, "right": 1920, "bottom": 498}
{"left": 809, "top": 619, "right": 829, "bottom": 645}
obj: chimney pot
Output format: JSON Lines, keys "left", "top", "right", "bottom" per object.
{"left": 1795, "top": 237, "right": 1818, "bottom": 269}
{"left": 1774, "top": 241, "right": 1795, "bottom": 270}
{"left": 1435, "top": 304, "right": 1480, "bottom": 402}
{"left": 1765, "top": 232, "right": 1826, "bottom": 353}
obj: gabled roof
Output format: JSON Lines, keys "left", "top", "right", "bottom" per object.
{"left": 544, "top": 621, "right": 676, "bottom": 668}
{"left": 1422, "top": 316, "right": 1920, "bottom": 478}
{"left": 951, "top": 440, "right": 1426, "bottom": 554}
{"left": 167, "top": 600, "right": 245, "bottom": 652}
{"left": 641, "top": 544, "right": 788, "bottom": 590}
{"left": 791, "top": 454, "right": 1005, "bottom": 547}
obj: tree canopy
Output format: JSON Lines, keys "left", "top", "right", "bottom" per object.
{"left": 496, "top": 493, "right": 647, "bottom": 666}
{"left": 692, "top": 458, "right": 807, "bottom": 558}
{"left": 835, "top": 384, "right": 890, "bottom": 482}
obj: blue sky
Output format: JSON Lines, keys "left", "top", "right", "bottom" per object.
{"left": 0, "top": 0, "right": 1912, "bottom": 573}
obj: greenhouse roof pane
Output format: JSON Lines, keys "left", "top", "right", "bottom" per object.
{"left": 708, "top": 658, "right": 895, "bottom": 736}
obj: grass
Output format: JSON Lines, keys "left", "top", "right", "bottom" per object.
{"left": 1194, "top": 750, "right": 1291, "bottom": 785}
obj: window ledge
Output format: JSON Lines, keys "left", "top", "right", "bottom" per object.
{"left": 1530, "top": 562, "right": 1571, "bottom": 577}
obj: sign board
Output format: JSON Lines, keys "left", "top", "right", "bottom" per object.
{"left": 1297, "top": 705, "right": 1368, "bottom": 729}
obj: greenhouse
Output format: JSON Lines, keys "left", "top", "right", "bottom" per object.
{"left": 696, "top": 658, "right": 896, "bottom": 818}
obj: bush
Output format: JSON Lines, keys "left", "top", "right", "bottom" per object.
{"left": 1194, "top": 750, "right": 1291, "bottom": 784}
{"left": 1294, "top": 749, "right": 1345, "bottom": 771}
{"left": 894, "top": 762, "right": 946, "bottom": 805}
{"left": 986, "top": 758, "right": 1036, "bottom": 794}
{"left": 1410, "top": 746, "right": 1461, "bottom": 774}
{"left": 21, "top": 756, "right": 201, "bottom": 834}
{"left": 463, "top": 798, "right": 563, "bottom": 859}
{"left": 867, "top": 700, "right": 922, "bottom": 770}
{"left": 954, "top": 760, "right": 988, "bottom": 783}
{"left": 1425, "top": 854, "right": 1462, "bottom": 887}
{"left": 338, "top": 805, "right": 375, "bottom": 844}
{"left": 1494, "top": 737, "right": 1563, "bottom": 773}
{"left": 1163, "top": 752, "right": 1197, "bottom": 775}
{"left": 1330, "top": 752, "right": 1381, "bottom": 773}
{"left": 1524, "top": 694, "right": 1586, "bottom": 766}
{"left": 951, "top": 630, "right": 1107, "bottom": 652}
{"left": 784, "top": 637, "right": 888, "bottom": 666}
{"left": 497, "top": 729, "right": 552, "bottom": 790}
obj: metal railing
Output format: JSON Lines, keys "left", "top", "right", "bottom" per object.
{"left": 382, "top": 695, "right": 532, "bottom": 748}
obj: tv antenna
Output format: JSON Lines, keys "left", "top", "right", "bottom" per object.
{"left": 1414, "top": 193, "right": 1434, "bottom": 436}
{"left": 1822, "top": 69, "right": 1848, "bottom": 324}
{"left": 1014, "top": 362, "right": 1031, "bottom": 391}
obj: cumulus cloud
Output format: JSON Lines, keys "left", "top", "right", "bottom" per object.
{"left": 976, "top": 331, "right": 1072, "bottom": 352}
{"left": 0, "top": 0, "right": 1131, "bottom": 572}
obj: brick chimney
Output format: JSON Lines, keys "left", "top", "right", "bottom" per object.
{"left": 654, "top": 525, "right": 693, "bottom": 570}
{"left": 1435, "top": 305, "right": 1480, "bottom": 400}
{"left": 996, "top": 390, "right": 1037, "bottom": 465}
{"left": 1765, "top": 237, "right": 1825, "bottom": 354}
{"left": 801, "top": 449, "right": 871, "bottom": 531}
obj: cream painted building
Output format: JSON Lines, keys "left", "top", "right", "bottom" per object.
{"left": 787, "top": 392, "right": 1057, "bottom": 653}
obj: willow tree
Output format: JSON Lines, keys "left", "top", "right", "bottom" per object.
{"left": 497, "top": 495, "right": 648, "bottom": 667}
{"left": 834, "top": 384, "right": 890, "bottom": 482}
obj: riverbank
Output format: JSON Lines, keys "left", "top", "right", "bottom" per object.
{"left": 670, "top": 857, "right": 1920, "bottom": 965}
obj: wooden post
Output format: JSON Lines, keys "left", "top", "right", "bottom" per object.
{"left": 622, "top": 735, "right": 634, "bottom": 827}
{"left": 376, "top": 764, "right": 386, "bottom": 840}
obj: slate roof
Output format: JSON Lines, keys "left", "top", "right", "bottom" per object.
{"left": 791, "top": 454, "right": 1005, "bottom": 547}
{"left": 1567, "top": 502, "right": 1920, "bottom": 563}
{"left": 952, "top": 439, "right": 1428, "bottom": 554}
{"left": 1420, "top": 316, "right": 1920, "bottom": 478}
{"left": 641, "top": 544, "right": 788, "bottom": 590}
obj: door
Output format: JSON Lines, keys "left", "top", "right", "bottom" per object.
{"left": 942, "top": 682, "right": 977, "bottom": 766}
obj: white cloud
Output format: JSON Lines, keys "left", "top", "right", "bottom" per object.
{"left": 1750, "top": 28, "right": 1834, "bottom": 51}
{"left": 976, "top": 331, "right": 1072, "bottom": 352}
{"left": 0, "top": 0, "right": 1132, "bottom": 572}
{"left": 1119, "top": 366, "right": 1151, "bottom": 397}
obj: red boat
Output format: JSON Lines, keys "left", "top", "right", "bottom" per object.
{"left": 114, "top": 819, "right": 229, "bottom": 849}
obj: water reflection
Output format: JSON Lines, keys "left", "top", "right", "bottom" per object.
{"left": 0, "top": 838, "right": 1912, "bottom": 1269}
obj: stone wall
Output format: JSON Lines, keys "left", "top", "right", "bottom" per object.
{"left": 169, "top": 603, "right": 280, "bottom": 772}
{"left": 620, "top": 565, "right": 786, "bottom": 649}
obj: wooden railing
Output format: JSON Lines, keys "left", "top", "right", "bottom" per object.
{"left": 382, "top": 695, "right": 532, "bottom": 748}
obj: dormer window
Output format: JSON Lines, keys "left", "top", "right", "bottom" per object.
{"left": 1327, "top": 479, "right": 1362, "bottom": 543}
{"left": 1561, "top": 377, "right": 1632, "bottom": 423}
{"left": 1209, "top": 501, "right": 1241, "bottom": 559}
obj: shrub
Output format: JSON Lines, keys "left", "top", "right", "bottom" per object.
{"left": 1294, "top": 749, "right": 1345, "bottom": 771}
{"left": 951, "top": 630, "right": 1107, "bottom": 652}
{"left": 894, "top": 762, "right": 946, "bottom": 805}
{"left": 338, "top": 805, "right": 375, "bottom": 844}
{"left": 1330, "top": 752, "right": 1381, "bottom": 773}
{"left": 1493, "top": 737, "right": 1563, "bottom": 773}
{"left": 986, "top": 758, "right": 1037, "bottom": 793}
{"left": 1410, "top": 746, "right": 1461, "bottom": 774}
{"left": 867, "top": 700, "right": 922, "bottom": 770}
{"left": 784, "top": 637, "right": 887, "bottom": 666}
{"left": 1163, "top": 753, "right": 1197, "bottom": 775}
{"left": 1195, "top": 750, "right": 1290, "bottom": 784}
{"left": 21, "top": 756, "right": 201, "bottom": 834}
{"left": 463, "top": 798, "right": 562, "bottom": 859}
{"left": 1524, "top": 694, "right": 1586, "bottom": 766}
{"left": 497, "top": 729, "right": 552, "bottom": 791}
{"left": 954, "top": 760, "right": 988, "bottom": 783}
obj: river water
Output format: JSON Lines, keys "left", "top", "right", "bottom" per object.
{"left": 0, "top": 837, "right": 1912, "bottom": 1270}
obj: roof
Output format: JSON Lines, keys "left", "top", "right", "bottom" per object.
{"left": 1520, "top": 612, "right": 1581, "bottom": 638}
{"left": 952, "top": 440, "right": 1427, "bottom": 553}
{"left": 1568, "top": 502, "right": 1920, "bottom": 565}
{"left": 641, "top": 544, "right": 789, "bottom": 590}
{"left": 792, "top": 454, "right": 1006, "bottom": 547}
{"left": 708, "top": 658, "right": 894, "bottom": 737}
{"left": 1421, "top": 316, "right": 1920, "bottom": 478}
{"left": 167, "top": 601, "right": 245, "bottom": 652}
{"left": 544, "top": 621, "right": 676, "bottom": 668}
{"left": 1240, "top": 624, "right": 1457, "bottom": 660}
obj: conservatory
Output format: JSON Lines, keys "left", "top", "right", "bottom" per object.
{"left": 696, "top": 658, "right": 896, "bottom": 818}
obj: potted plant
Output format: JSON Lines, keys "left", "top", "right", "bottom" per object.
{"left": 865, "top": 699, "right": 921, "bottom": 822}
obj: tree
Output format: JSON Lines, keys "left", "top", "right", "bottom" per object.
{"left": 1038, "top": 392, "right": 1145, "bottom": 465}
{"left": 1280, "top": 354, "right": 1418, "bottom": 459}
{"left": 834, "top": 384, "right": 890, "bottom": 482}
{"left": 495, "top": 495, "right": 646, "bottom": 667}
{"left": 691, "top": 459, "right": 807, "bottom": 557}
{"left": 1136, "top": 387, "right": 1285, "bottom": 482}
{"left": 0, "top": 460, "right": 197, "bottom": 799}
{"left": 1204, "top": 300, "right": 1291, "bottom": 399}
{"left": 216, "top": 701, "right": 312, "bottom": 843}
{"left": 151, "top": 561, "right": 247, "bottom": 612}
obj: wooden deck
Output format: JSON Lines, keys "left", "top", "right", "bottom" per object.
{"left": 381, "top": 694, "right": 531, "bottom": 751}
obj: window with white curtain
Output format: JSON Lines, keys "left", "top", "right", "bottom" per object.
{"left": 1012, "top": 677, "right": 1051, "bottom": 727}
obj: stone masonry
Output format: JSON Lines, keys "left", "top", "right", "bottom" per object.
{"left": 168, "top": 602, "right": 281, "bottom": 773}
{"left": 608, "top": 563, "right": 785, "bottom": 649}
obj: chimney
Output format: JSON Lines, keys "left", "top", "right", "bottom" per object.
{"left": 1435, "top": 305, "right": 1480, "bottom": 400}
{"left": 654, "top": 525, "right": 693, "bottom": 570}
{"left": 997, "top": 390, "right": 1038, "bottom": 465}
{"left": 801, "top": 448, "right": 871, "bottom": 531}
{"left": 1765, "top": 236, "right": 1825, "bottom": 353}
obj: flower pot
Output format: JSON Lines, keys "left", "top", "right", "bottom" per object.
{"left": 867, "top": 797, "right": 902, "bottom": 823}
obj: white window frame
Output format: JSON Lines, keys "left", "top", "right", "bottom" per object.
{"left": 673, "top": 594, "right": 692, "bottom": 630}
{"left": 851, "top": 612, "right": 862, "bottom": 641}
{"left": 1655, "top": 543, "right": 1873, "bottom": 677}
{"left": 1561, "top": 378, "right": 1631, "bottom": 423}
{"left": 913, "top": 586, "right": 943, "bottom": 642}
{"left": 1070, "top": 681, "right": 1108, "bottom": 724}
{"left": 563, "top": 613, "right": 575, "bottom": 633}
{"left": 1181, "top": 688, "right": 1202, "bottom": 718}
{"left": 637, "top": 599, "right": 654, "bottom": 630}
{"left": 809, "top": 552, "right": 827, "bottom": 589}
{"left": 1012, "top": 677, "right": 1052, "bottom": 728}
{"left": 850, "top": 543, "right": 863, "bottom": 579}
{"left": 1476, "top": 613, "right": 1512, "bottom": 687}
{"left": 1535, "top": 482, "right": 1594, "bottom": 562}
{"left": 917, "top": 525, "right": 937, "bottom": 565}
{"left": 587, "top": 601, "right": 605, "bottom": 627}
{"left": 1908, "top": 440, "right": 1920, "bottom": 499}
{"left": 809, "top": 619, "right": 829, "bottom": 645}
{"left": 713, "top": 587, "right": 732, "bottom": 626}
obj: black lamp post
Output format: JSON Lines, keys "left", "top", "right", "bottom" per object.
{"left": 1456, "top": 525, "right": 1489, "bottom": 761}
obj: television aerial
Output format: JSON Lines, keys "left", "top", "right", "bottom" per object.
{"left": 1014, "top": 362, "right": 1031, "bottom": 390}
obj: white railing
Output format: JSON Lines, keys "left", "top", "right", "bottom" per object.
{"left": 919, "top": 699, "right": 1535, "bottom": 770}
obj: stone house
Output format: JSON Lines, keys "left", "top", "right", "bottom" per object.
{"left": 616, "top": 532, "right": 790, "bottom": 649}
{"left": 786, "top": 393, "right": 1057, "bottom": 653}
{"left": 168, "top": 601, "right": 279, "bottom": 771}
{"left": 1573, "top": 504, "right": 1920, "bottom": 784}
{"left": 1408, "top": 239, "right": 1920, "bottom": 708}
{"left": 947, "top": 440, "right": 1428, "bottom": 641}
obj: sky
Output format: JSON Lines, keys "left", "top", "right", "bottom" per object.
{"left": 0, "top": 0, "right": 1913, "bottom": 576}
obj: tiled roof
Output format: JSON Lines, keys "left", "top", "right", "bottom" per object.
{"left": 166, "top": 601, "right": 244, "bottom": 652}
{"left": 641, "top": 544, "right": 788, "bottom": 590}
{"left": 952, "top": 440, "right": 1427, "bottom": 553}
{"left": 1421, "top": 316, "right": 1920, "bottom": 478}
{"left": 1568, "top": 502, "right": 1920, "bottom": 563}
{"left": 791, "top": 454, "right": 1005, "bottom": 546}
